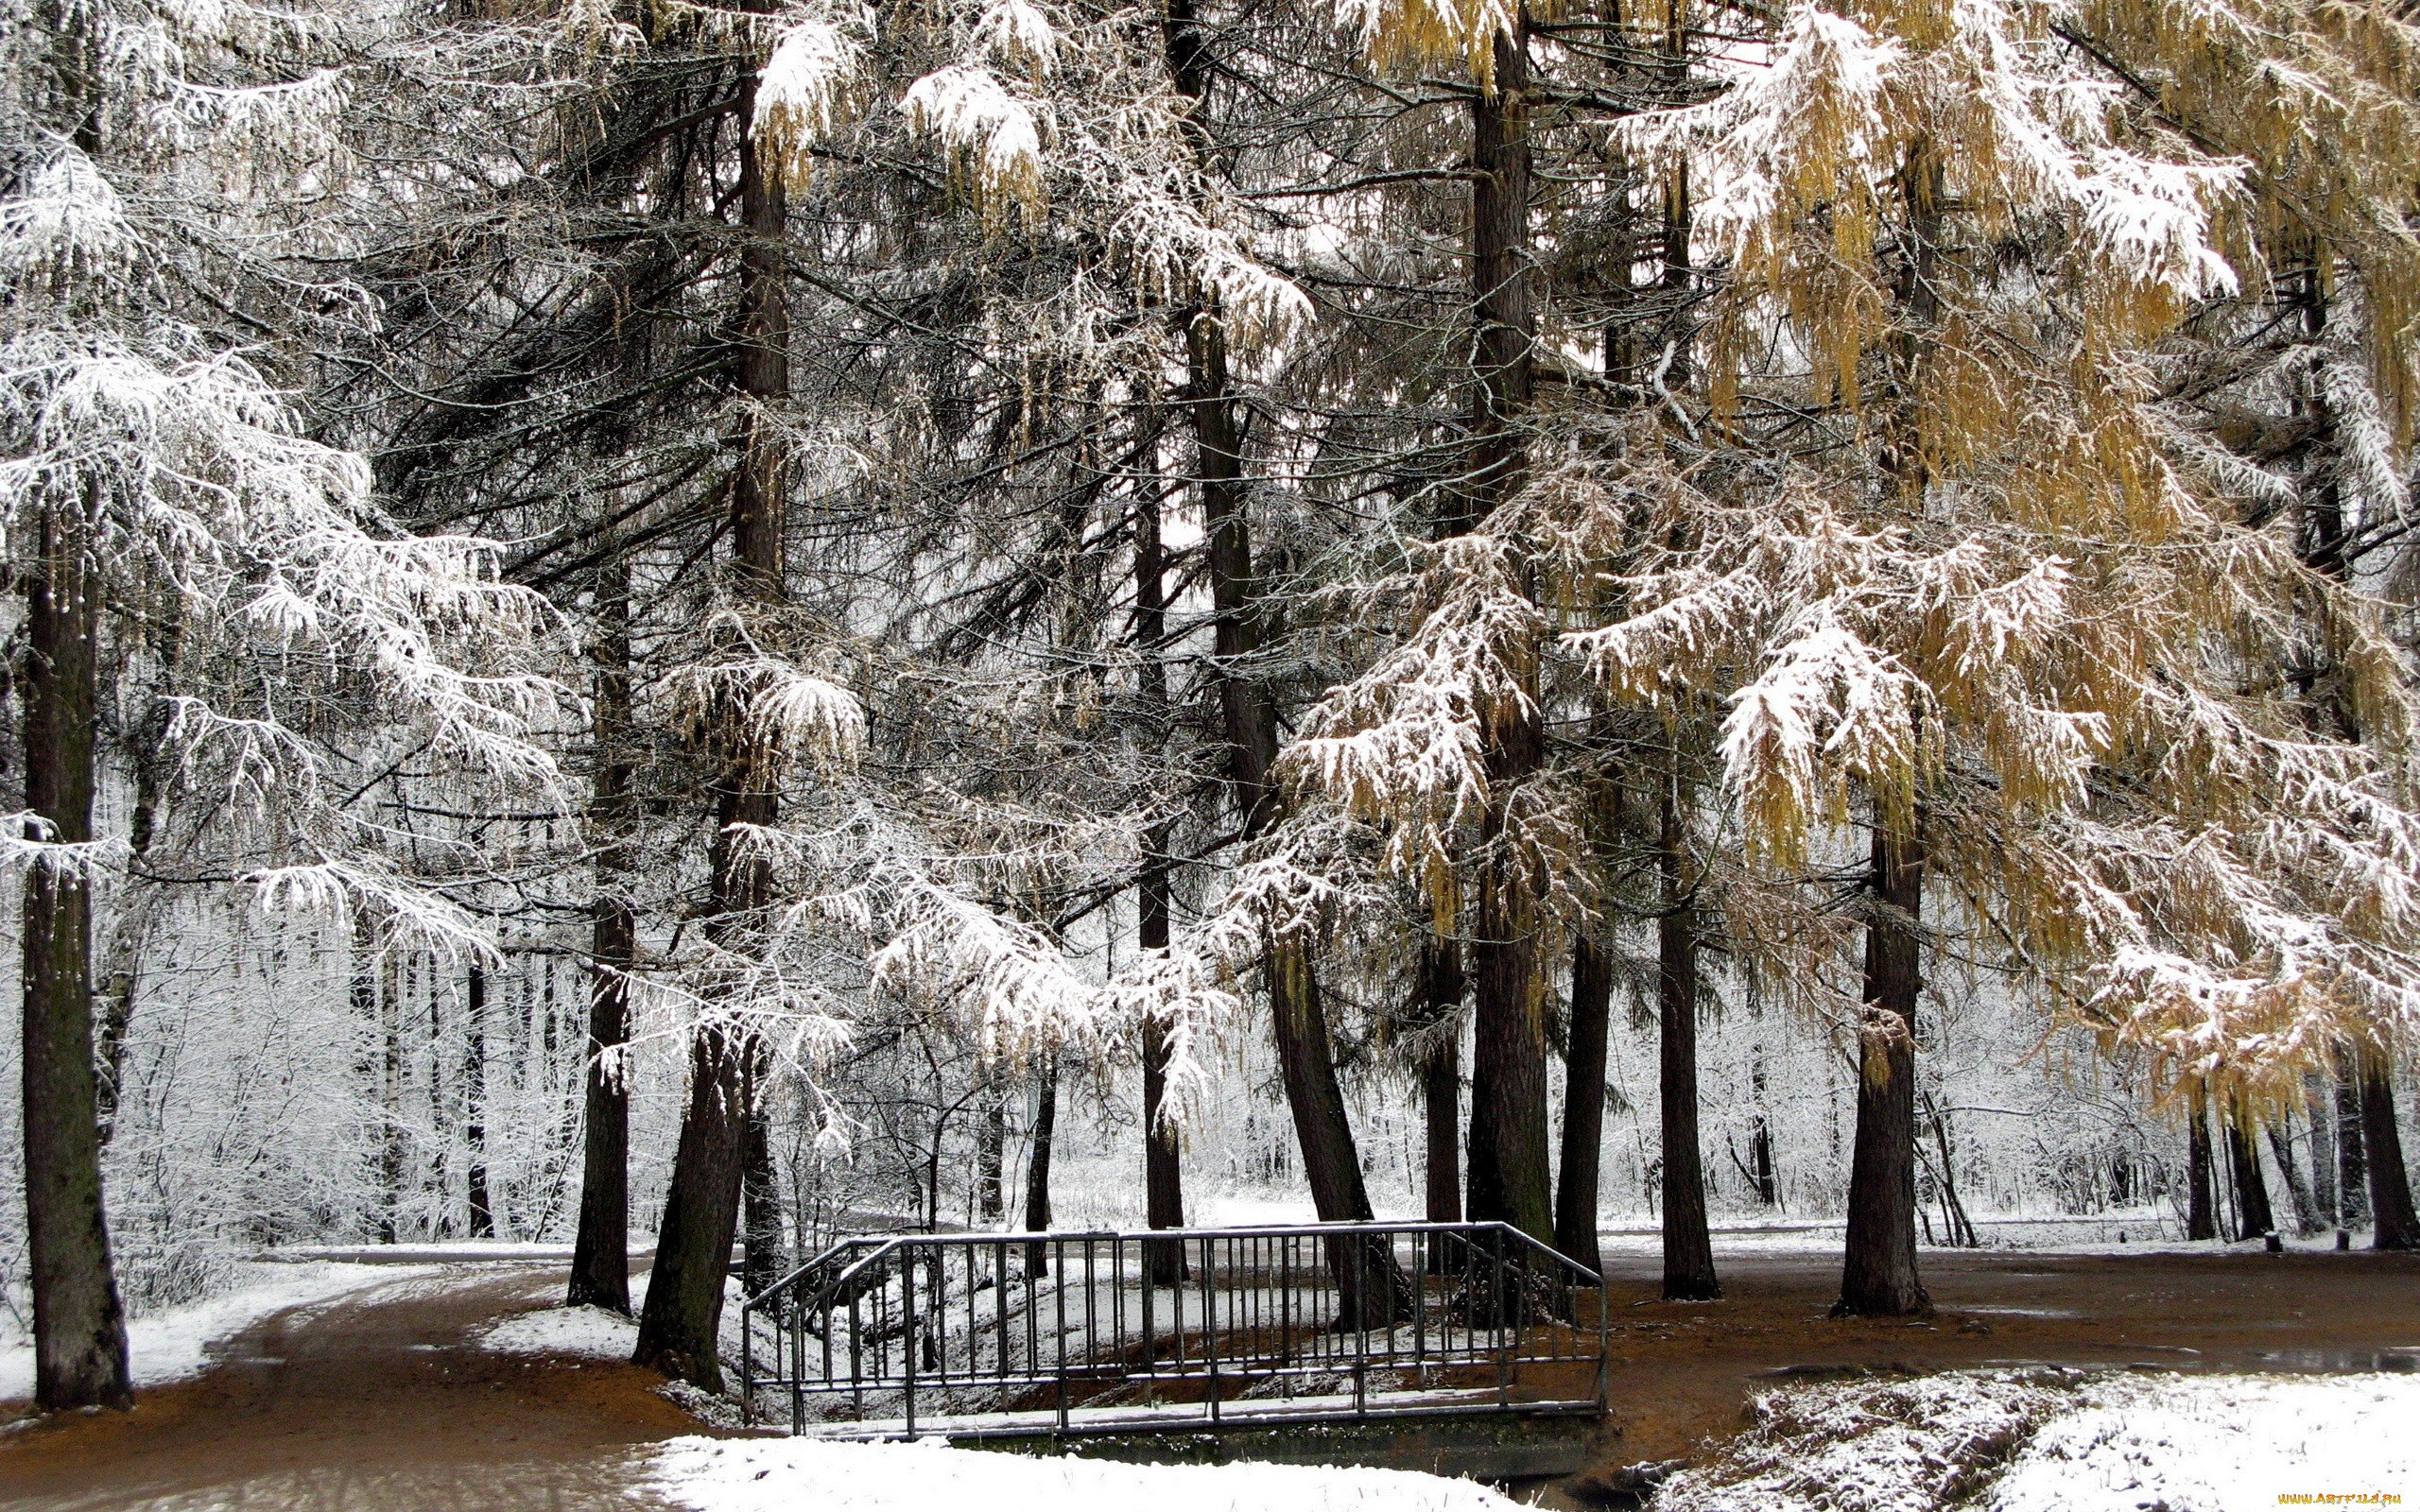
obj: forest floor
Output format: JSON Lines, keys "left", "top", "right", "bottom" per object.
{"left": 1576, "top": 1241, "right": 2420, "bottom": 1475}
{"left": 0, "top": 1244, "right": 2413, "bottom": 1509}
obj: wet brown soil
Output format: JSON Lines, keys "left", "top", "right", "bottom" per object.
{"left": 0, "top": 1264, "right": 716, "bottom": 1511}
{"left": 1569, "top": 1244, "right": 2420, "bottom": 1476}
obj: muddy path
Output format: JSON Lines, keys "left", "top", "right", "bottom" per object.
{"left": 1574, "top": 1245, "right": 2420, "bottom": 1474}
{"left": 0, "top": 1264, "right": 714, "bottom": 1511}
{"left": 4, "top": 1246, "right": 2417, "bottom": 1508}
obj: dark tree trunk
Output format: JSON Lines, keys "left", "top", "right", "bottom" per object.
{"left": 1654, "top": 781, "right": 1719, "bottom": 1298}
{"left": 19, "top": 507, "right": 131, "bottom": 1411}
{"left": 742, "top": 1092, "right": 786, "bottom": 1299}
{"left": 2224, "top": 1102, "right": 2274, "bottom": 1241}
{"left": 2306, "top": 1073, "right": 2339, "bottom": 1227}
{"left": 2187, "top": 1078, "right": 2218, "bottom": 1240}
{"left": 2267, "top": 1122, "right": 2323, "bottom": 1237}
{"left": 1748, "top": 1047, "right": 1779, "bottom": 1207}
{"left": 1025, "top": 1057, "right": 1058, "bottom": 1275}
{"left": 633, "top": 1025, "right": 751, "bottom": 1386}
{"left": 465, "top": 964, "right": 493, "bottom": 1241}
{"left": 570, "top": 556, "right": 635, "bottom": 1312}
{"left": 1135, "top": 466, "right": 1187, "bottom": 1287}
{"left": 1458, "top": 19, "right": 1554, "bottom": 1251}
{"left": 379, "top": 944, "right": 404, "bottom": 1246}
{"left": 1420, "top": 937, "right": 1464, "bottom": 1224}
{"left": 1837, "top": 810, "right": 1928, "bottom": 1316}
{"left": 2359, "top": 1044, "right": 2419, "bottom": 1250}
{"left": 1554, "top": 936, "right": 1611, "bottom": 1276}
{"left": 2338, "top": 1062, "right": 2371, "bottom": 1228}
{"left": 634, "top": 62, "right": 787, "bottom": 1388}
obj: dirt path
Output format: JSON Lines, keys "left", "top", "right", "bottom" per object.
{"left": 0, "top": 1264, "right": 714, "bottom": 1511}
{"left": 4, "top": 1246, "right": 2415, "bottom": 1508}
{"left": 1578, "top": 1245, "right": 2420, "bottom": 1472}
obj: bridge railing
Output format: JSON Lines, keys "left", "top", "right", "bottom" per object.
{"left": 736, "top": 1220, "right": 1606, "bottom": 1437}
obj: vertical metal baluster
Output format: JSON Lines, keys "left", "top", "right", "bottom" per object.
{"left": 792, "top": 1297, "right": 806, "bottom": 1435}
{"left": 1480, "top": 1233, "right": 1500, "bottom": 1413}
{"left": 1279, "top": 1235, "right": 1294, "bottom": 1400}
{"left": 1352, "top": 1232, "right": 1368, "bottom": 1417}
{"left": 1201, "top": 1235, "right": 1219, "bottom": 1424}
{"left": 1055, "top": 1239, "right": 1070, "bottom": 1432}
{"left": 850, "top": 1290, "right": 864, "bottom": 1420}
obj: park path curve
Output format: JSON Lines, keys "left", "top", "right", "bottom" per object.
{"left": 0, "top": 1263, "right": 714, "bottom": 1512}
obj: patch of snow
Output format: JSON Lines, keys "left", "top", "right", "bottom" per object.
{"left": 645, "top": 1435, "right": 1525, "bottom": 1512}
{"left": 1653, "top": 1368, "right": 2420, "bottom": 1512}
{"left": 475, "top": 1304, "right": 638, "bottom": 1362}
{"left": 0, "top": 1261, "right": 426, "bottom": 1402}
{"left": 1990, "top": 1373, "right": 2420, "bottom": 1512}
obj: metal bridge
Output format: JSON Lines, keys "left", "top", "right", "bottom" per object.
{"left": 736, "top": 1220, "right": 1608, "bottom": 1439}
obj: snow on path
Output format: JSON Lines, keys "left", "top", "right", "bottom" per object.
{"left": 0, "top": 1261, "right": 438, "bottom": 1401}
{"left": 646, "top": 1435, "right": 1526, "bottom": 1512}
{"left": 475, "top": 1303, "right": 640, "bottom": 1361}
{"left": 1654, "top": 1368, "right": 2420, "bottom": 1512}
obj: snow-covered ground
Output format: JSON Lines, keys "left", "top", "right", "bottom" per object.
{"left": 0, "top": 1261, "right": 424, "bottom": 1402}
{"left": 644, "top": 1435, "right": 1524, "bottom": 1512}
{"left": 475, "top": 1302, "right": 640, "bottom": 1361}
{"left": 1654, "top": 1368, "right": 2420, "bottom": 1512}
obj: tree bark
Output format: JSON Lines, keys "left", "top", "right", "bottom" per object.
{"left": 2305, "top": 1072, "right": 2339, "bottom": 1227}
{"left": 1420, "top": 936, "right": 1464, "bottom": 1224}
{"left": 2338, "top": 1062, "right": 2371, "bottom": 1228}
{"left": 2187, "top": 1078, "right": 2218, "bottom": 1241}
{"left": 19, "top": 503, "right": 131, "bottom": 1411}
{"left": 1653, "top": 777, "right": 1719, "bottom": 1298}
{"left": 2224, "top": 1101, "right": 2275, "bottom": 1241}
{"left": 465, "top": 964, "right": 493, "bottom": 1240}
{"left": 1554, "top": 935, "right": 1611, "bottom": 1276}
{"left": 1025, "top": 1056, "right": 1058, "bottom": 1275}
{"left": 2359, "top": 1043, "right": 2419, "bottom": 1250}
{"left": 1837, "top": 809, "right": 1929, "bottom": 1316}
{"left": 633, "top": 59, "right": 788, "bottom": 1387}
{"left": 1135, "top": 461, "right": 1188, "bottom": 1286}
{"left": 570, "top": 558, "right": 635, "bottom": 1313}
{"left": 2267, "top": 1122, "right": 2323, "bottom": 1237}
{"left": 741, "top": 1091, "right": 786, "bottom": 1299}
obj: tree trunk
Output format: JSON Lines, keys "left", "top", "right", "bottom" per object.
{"left": 465, "top": 963, "right": 493, "bottom": 1241}
{"left": 570, "top": 557, "right": 636, "bottom": 1312}
{"left": 2359, "top": 1043, "right": 2419, "bottom": 1250}
{"left": 1554, "top": 936, "right": 1611, "bottom": 1277}
{"left": 2338, "top": 1063, "right": 2371, "bottom": 1228}
{"left": 1654, "top": 779, "right": 1719, "bottom": 1298}
{"left": 742, "top": 1092, "right": 786, "bottom": 1299}
{"left": 1837, "top": 809, "right": 1928, "bottom": 1316}
{"left": 1025, "top": 1056, "right": 1058, "bottom": 1275}
{"left": 1748, "top": 1046, "right": 1779, "bottom": 1207}
{"left": 2267, "top": 1122, "right": 2323, "bottom": 1237}
{"left": 19, "top": 505, "right": 131, "bottom": 1411}
{"left": 1135, "top": 463, "right": 1188, "bottom": 1286}
{"left": 2187, "top": 1078, "right": 2218, "bottom": 1240}
{"left": 2305, "top": 1072, "right": 2339, "bottom": 1227}
{"left": 1420, "top": 936, "right": 1464, "bottom": 1224}
{"left": 2224, "top": 1101, "right": 2274, "bottom": 1241}
{"left": 634, "top": 59, "right": 788, "bottom": 1387}
{"left": 380, "top": 944, "right": 404, "bottom": 1246}
{"left": 976, "top": 1070, "right": 1007, "bottom": 1225}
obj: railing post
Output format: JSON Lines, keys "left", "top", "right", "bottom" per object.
{"left": 740, "top": 1301, "right": 754, "bottom": 1429}
{"left": 1055, "top": 1238, "right": 1070, "bottom": 1434}
{"left": 904, "top": 1256, "right": 918, "bottom": 1439}
{"left": 1352, "top": 1233, "right": 1369, "bottom": 1418}
{"left": 791, "top": 1300, "right": 806, "bottom": 1435}
{"left": 1200, "top": 1234, "right": 1220, "bottom": 1424}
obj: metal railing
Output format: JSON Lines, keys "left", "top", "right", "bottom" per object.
{"left": 736, "top": 1220, "right": 1607, "bottom": 1438}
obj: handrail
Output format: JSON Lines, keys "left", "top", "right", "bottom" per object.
{"left": 735, "top": 1219, "right": 1609, "bottom": 1438}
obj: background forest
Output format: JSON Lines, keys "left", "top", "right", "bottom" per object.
{"left": 8, "top": 0, "right": 2420, "bottom": 1408}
